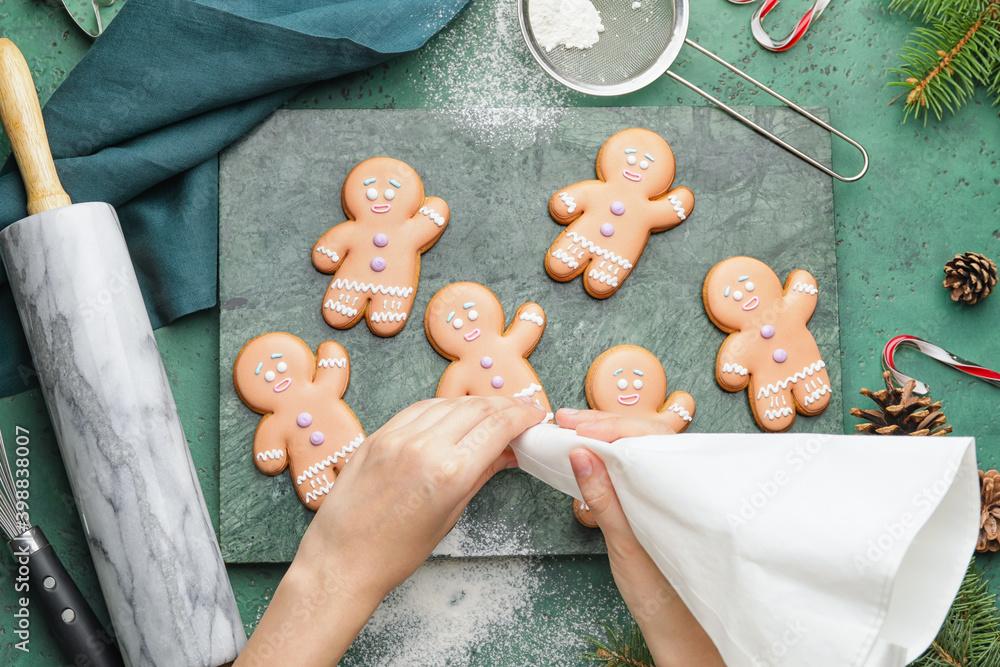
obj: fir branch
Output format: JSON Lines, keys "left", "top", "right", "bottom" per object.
{"left": 887, "top": 0, "right": 1000, "bottom": 120}
{"left": 583, "top": 621, "right": 654, "bottom": 667}
{"left": 910, "top": 558, "right": 1000, "bottom": 667}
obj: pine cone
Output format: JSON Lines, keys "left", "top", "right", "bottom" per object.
{"left": 943, "top": 252, "right": 997, "bottom": 305}
{"left": 851, "top": 371, "right": 952, "bottom": 436}
{"left": 978, "top": 470, "right": 1000, "bottom": 553}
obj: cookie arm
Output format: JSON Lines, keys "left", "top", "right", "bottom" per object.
{"left": 649, "top": 185, "right": 695, "bottom": 232}
{"left": 783, "top": 269, "right": 820, "bottom": 322}
{"left": 312, "top": 223, "right": 351, "bottom": 273}
{"left": 505, "top": 303, "right": 546, "bottom": 354}
{"left": 659, "top": 390, "right": 696, "bottom": 434}
{"left": 412, "top": 196, "right": 450, "bottom": 249}
{"left": 314, "top": 341, "right": 351, "bottom": 396}
{"left": 715, "top": 336, "right": 751, "bottom": 392}
{"left": 549, "top": 181, "right": 595, "bottom": 224}
{"left": 252, "top": 415, "right": 289, "bottom": 475}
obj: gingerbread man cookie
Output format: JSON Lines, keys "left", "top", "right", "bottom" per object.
{"left": 312, "top": 157, "right": 449, "bottom": 337}
{"left": 574, "top": 344, "right": 697, "bottom": 527}
{"left": 233, "top": 332, "right": 366, "bottom": 511}
{"left": 425, "top": 282, "right": 552, "bottom": 418}
{"left": 703, "top": 256, "right": 832, "bottom": 433}
{"left": 545, "top": 128, "right": 694, "bottom": 298}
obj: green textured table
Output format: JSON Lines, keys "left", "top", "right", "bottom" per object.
{"left": 1, "top": 0, "right": 998, "bottom": 664}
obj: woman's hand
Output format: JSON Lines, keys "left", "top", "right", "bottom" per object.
{"left": 556, "top": 408, "right": 726, "bottom": 667}
{"left": 237, "top": 396, "right": 547, "bottom": 667}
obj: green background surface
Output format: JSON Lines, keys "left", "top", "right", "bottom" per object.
{"left": 0, "top": 0, "right": 998, "bottom": 664}
{"left": 217, "top": 105, "right": 840, "bottom": 563}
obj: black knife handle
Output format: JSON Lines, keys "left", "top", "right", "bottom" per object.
{"left": 11, "top": 528, "right": 124, "bottom": 667}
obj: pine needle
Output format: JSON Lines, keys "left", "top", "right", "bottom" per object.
{"left": 887, "top": 0, "right": 1000, "bottom": 121}
{"left": 583, "top": 621, "right": 655, "bottom": 667}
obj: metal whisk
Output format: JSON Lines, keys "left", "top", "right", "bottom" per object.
{"left": 0, "top": 431, "right": 124, "bottom": 666}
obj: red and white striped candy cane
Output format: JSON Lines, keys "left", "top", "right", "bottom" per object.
{"left": 751, "top": 0, "right": 832, "bottom": 52}
{"left": 883, "top": 334, "right": 1000, "bottom": 395}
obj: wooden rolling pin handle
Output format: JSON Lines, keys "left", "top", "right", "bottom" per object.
{"left": 0, "top": 38, "right": 72, "bottom": 215}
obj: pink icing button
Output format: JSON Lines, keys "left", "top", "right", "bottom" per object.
{"left": 491, "top": 376, "right": 504, "bottom": 389}
{"left": 600, "top": 223, "right": 615, "bottom": 237}
{"left": 773, "top": 349, "right": 788, "bottom": 363}
{"left": 310, "top": 431, "right": 325, "bottom": 446}
{"left": 296, "top": 412, "right": 312, "bottom": 428}
{"left": 610, "top": 201, "right": 625, "bottom": 216}
{"left": 373, "top": 233, "right": 388, "bottom": 247}
{"left": 761, "top": 325, "right": 776, "bottom": 339}
{"left": 370, "top": 257, "right": 386, "bottom": 272}
{"left": 481, "top": 356, "right": 493, "bottom": 369}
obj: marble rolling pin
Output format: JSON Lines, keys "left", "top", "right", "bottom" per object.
{"left": 0, "top": 39, "right": 245, "bottom": 666}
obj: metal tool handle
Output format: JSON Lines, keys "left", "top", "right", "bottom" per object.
{"left": 668, "top": 38, "right": 869, "bottom": 182}
{"left": 10, "top": 527, "right": 124, "bottom": 667}
{"left": 0, "top": 39, "right": 72, "bottom": 215}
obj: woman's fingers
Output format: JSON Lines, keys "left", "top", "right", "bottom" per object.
{"left": 568, "top": 448, "right": 638, "bottom": 542}
{"left": 557, "top": 408, "right": 675, "bottom": 443}
{"left": 457, "top": 400, "right": 546, "bottom": 481}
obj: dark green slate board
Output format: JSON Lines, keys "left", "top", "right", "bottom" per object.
{"left": 219, "top": 106, "right": 840, "bottom": 563}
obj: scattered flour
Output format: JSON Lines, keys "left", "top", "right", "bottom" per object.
{"left": 412, "top": 0, "right": 571, "bottom": 145}
{"left": 342, "top": 558, "right": 539, "bottom": 666}
{"left": 528, "top": 0, "right": 606, "bottom": 52}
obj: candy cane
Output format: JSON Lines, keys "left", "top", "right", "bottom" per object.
{"left": 882, "top": 334, "right": 1000, "bottom": 395}
{"left": 751, "top": 0, "right": 832, "bottom": 53}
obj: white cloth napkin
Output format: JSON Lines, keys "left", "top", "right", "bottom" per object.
{"left": 510, "top": 425, "right": 979, "bottom": 667}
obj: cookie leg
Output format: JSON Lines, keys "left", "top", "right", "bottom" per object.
{"left": 583, "top": 257, "right": 627, "bottom": 297}
{"left": 574, "top": 498, "right": 598, "bottom": 528}
{"left": 323, "top": 282, "right": 368, "bottom": 329}
{"left": 366, "top": 293, "right": 414, "bottom": 337}
{"left": 661, "top": 390, "right": 695, "bottom": 434}
{"left": 290, "top": 458, "right": 337, "bottom": 511}
{"left": 753, "top": 389, "right": 797, "bottom": 433}
{"left": 545, "top": 233, "right": 588, "bottom": 281}
{"left": 791, "top": 368, "right": 833, "bottom": 416}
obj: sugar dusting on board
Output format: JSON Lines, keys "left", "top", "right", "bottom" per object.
{"left": 340, "top": 557, "right": 601, "bottom": 666}
{"left": 529, "top": 0, "right": 605, "bottom": 51}
{"left": 412, "top": 0, "right": 571, "bottom": 146}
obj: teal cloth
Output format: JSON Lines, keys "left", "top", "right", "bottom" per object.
{"left": 0, "top": 0, "right": 470, "bottom": 397}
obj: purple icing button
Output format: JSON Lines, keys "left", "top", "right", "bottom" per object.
{"left": 296, "top": 412, "right": 313, "bottom": 428}
{"left": 310, "top": 431, "right": 325, "bottom": 446}
{"left": 600, "top": 223, "right": 615, "bottom": 237}
{"left": 773, "top": 349, "right": 788, "bottom": 363}
{"left": 481, "top": 356, "right": 493, "bottom": 369}
{"left": 370, "top": 256, "right": 386, "bottom": 272}
{"left": 373, "top": 233, "right": 389, "bottom": 247}
{"left": 491, "top": 376, "right": 504, "bottom": 389}
{"left": 610, "top": 201, "right": 625, "bottom": 216}
{"left": 760, "top": 325, "right": 776, "bottom": 339}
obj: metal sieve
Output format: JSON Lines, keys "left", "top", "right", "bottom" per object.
{"left": 519, "top": 0, "right": 869, "bottom": 182}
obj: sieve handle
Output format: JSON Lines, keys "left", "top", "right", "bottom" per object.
{"left": 668, "top": 38, "right": 869, "bottom": 183}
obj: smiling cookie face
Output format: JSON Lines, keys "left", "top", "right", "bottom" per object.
{"left": 703, "top": 256, "right": 785, "bottom": 332}
{"left": 233, "top": 332, "right": 316, "bottom": 411}
{"left": 586, "top": 345, "right": 670, "bottom": 415}
{"left": 424, "top": 282, "right": 507, "bottom": 358}
{"left": 598, "top": 128, "right": 677, "bottom": 198}
{"left": 341, "top": 157, "right": 425, "bottom": 222}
